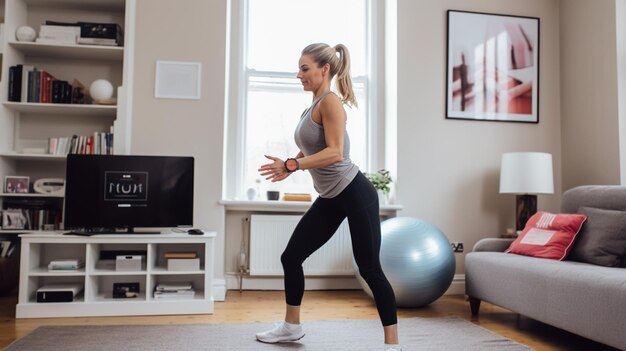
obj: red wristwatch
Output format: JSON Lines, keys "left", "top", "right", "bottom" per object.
{"left": 284, "top": 158, "right": 300, "bottom": 172}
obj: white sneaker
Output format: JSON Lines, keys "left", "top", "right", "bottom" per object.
{"left": 256, "top": 322, "right": 305, "bottom": 343}
{"left": 385, "top": 344, "right": 402, "bottom": 351}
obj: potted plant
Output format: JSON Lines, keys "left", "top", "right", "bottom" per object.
{"left": 364, "top": 169, "right": 392, "bottom": 204}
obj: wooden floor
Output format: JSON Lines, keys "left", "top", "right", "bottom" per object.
{"left": 0, "top": 290, "right": 618, "bottom": 350}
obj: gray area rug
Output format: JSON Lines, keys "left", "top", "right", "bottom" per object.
{"left": 6, "top": 316, "right": 532, "bottom": 350}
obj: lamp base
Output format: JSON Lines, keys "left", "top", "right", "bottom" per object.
{"left": 516, "top": 194, "right": 537, "bottom": 231}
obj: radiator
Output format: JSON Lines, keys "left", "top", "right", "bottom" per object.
{"left": 249, "top": 214, "right": 354, "bottom": 276}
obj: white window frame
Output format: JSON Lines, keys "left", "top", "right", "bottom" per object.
{"left": 224, "top": 0, "right": 386, "bottom": 200}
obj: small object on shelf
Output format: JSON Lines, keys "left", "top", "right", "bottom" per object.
{"left": 267, "top": 190, "right": 280, "bottom": 201}
{"left": 246, "top": 187, "right": 256, "bottom": 200}
{"left": 36, "top": 283, "right": 83, "bottom": 303}
{"left": 4, "top": 176, "right": 30, "bottom": 193}
{"left": 71, "top": 79, "right": 86, "bottom": 104}
{"left": 283, "top": 193, "right": 312, "bottom": 202}
{"left": 33, "top": 178, "right": 65, "bottom": 196}
{"left": 115, "top": 255, "right": 144, "bottom": 271}
{"left": 112, "top": 282, "right": 140, "bottom": 298}
{"left": 48, "top": 259, "right": 84, "bottom": 271}
{"left": 164, "top": 252, "right": 197, "bottom": 259}
{"left": 37, "top": 25, "right": 80, "bottom": 45}
{"left": 1, "top": 209, "right": 27, "bottom": 230}
{"left": 154, "top": 282, "right": 195, "bottom": 300}
{"left": 167, "top": 258, "right": 200, "bottom": 271}
{"left": 78, "top": 22, "right": 123, "bottom": 45}
{"left": 89, "top": 79, "right": 114, "bottom": 102}
{"left": 15, "top": 25, "right": 37, "bottom": 42}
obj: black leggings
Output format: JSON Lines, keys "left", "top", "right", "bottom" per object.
{"left": 280, "top": 172, "right": 398, "bottom": 326}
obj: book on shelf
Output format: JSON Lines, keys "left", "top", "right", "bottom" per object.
{"left": 1, "top": 197, "right": 63, "bottom": 231}
{"left": 154, "top": 282, "right": 195, "bottom": 299}
{"left": 48, "top": 131, "right": 114, "bottom": 155}
{"left": 164, "top": 252, "right": 198, "bottom": 259}
{"left": 77, "top": 37, "right": 119, "bottom": 46}
{"left": 7, "top": 65, "right": 83, "bottom": 104}
{"left": 7, "top": 65, "right": 22, "bottom": 102}
{"left": 153, "top": 291, "right": 196, "bottom": 300}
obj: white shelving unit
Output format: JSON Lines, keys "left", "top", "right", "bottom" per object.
{"left": 0, "top": 0, "right": 135, "bottom": 232}
{"left": 17, "top": 231, "right": 216, "bottom": 318}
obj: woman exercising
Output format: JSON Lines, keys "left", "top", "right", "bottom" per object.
{"left": 256, "top": 43, "right": 401, "bottom": 351}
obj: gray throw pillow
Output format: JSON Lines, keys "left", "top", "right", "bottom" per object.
{"left": 568, "top": 207, "right": 626, "bottom": 267}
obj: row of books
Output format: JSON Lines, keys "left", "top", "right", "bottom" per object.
{"left": 1, "top": 207, "right": 62, "bottom": 231}
{"left": 48, "top": 132, "right": 114, "bottom": 156}
{"left": 7, "top": 65, "right": 83, "bottom": 104}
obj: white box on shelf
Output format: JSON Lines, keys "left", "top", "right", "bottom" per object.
{"left": 167, "top": 258, "right": 200, "bottom": 271}
{"left": 115, "top": 255, "right": 143, "bottom": 271}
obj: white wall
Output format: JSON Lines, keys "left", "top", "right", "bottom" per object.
{"left": 560, "top": 0, "right": 621, "bottom": 190}
{"left": 131, "top": 0, "right": 228, "bottom": 299}
{"left": 395, "top": 0, "right": 562, "bottom": 274}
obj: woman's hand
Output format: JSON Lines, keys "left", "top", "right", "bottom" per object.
{"left": 258, "top": 155, "right": 291, "bottom": 182}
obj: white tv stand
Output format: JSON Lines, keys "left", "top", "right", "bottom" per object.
{"left": 16, "top": 231, "right": 215, "bottom": 318}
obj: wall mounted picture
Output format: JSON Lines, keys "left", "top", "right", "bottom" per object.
{"left": 155, "top": 61, "right": 202, "bottom": 100}
{"left": 4, "top": 176, "right": 30, "bottom": 193}
{"left": 446, "top": 10, "right": 540, "bottom": 123}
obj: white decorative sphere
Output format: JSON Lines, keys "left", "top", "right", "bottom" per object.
{"left": 89, "top": 79, "right": 114, "bottom": 101}
{"left": 16, "top": 26, "right": 37, "bottom": 42}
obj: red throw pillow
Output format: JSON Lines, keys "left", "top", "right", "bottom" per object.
{"left": 505, "top": 211, "right": 587, "bottom": 260}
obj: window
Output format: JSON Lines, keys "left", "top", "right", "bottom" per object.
{"left": 227, "top": 0, "right": 378, "bottom": 199}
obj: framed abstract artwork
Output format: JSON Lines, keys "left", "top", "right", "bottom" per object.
{"left": 446, "top": 10, "right": 540, "bottom": 123}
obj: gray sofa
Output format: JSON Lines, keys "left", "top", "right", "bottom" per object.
{"left": 465, "top": 186, "right": 626, "bottom": 350}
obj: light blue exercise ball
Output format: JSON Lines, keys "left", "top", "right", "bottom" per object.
{"left": 354, "top": 217, "right": 456, "bottom": 308}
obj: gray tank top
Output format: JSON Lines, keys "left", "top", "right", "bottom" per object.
{"left": 294, "top": 91, "right": 359, "bottom": 198}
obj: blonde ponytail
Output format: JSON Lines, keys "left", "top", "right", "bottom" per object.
{"left": 301, "top": 43, "right": 358, "bottom": 108}
{"left": 333, "top": 44, "right": 357, "bottom": 108}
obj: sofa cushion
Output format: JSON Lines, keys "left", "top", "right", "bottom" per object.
{"left": 505, "top": 211, "right": 586, "bottom": 260}
{"left": 567, "top": 207, "right": 626, "bottom": 267}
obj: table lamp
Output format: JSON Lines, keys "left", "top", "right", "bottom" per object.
{"left": 499, "top": 152, "right": 554, "bottom": 231}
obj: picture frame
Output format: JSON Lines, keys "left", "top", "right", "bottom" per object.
{"left": 112, "top": 282, "right": 140, "bottom": 298}
{"left": 154, "top": 61, "right": 202, "bottom": 100}
{"left": 446, "top": 10, "right": 540, "bottom": 123}
{"left": 4, "top": 176, "right": 30, "bottom": 193}
{"left": 1, "top": 209, "right": 27, "bottom": 229}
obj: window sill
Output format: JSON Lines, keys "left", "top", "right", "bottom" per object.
{"left": 219, "top": 199, "right": 403, "bottom": 217}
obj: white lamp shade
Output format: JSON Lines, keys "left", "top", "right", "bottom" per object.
{"left": 500, "top": 152, "right": 554, "bottom": 194}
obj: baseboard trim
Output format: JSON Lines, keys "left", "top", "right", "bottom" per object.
{"left": 213, "top": 278, "right": 227, "bottom": 301}
{"left": 225, "top": 273, "right": 466, "bottom": 295}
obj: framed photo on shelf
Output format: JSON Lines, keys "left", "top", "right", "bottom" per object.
{"left": 446, "top": 10, "right": 540, "bottom": 123}
{"left": 1, "top": 209, "right": 27, "bottom": 230}
{"left": 113, "top": 282, "right": 140, "bottom": 298}
{"left": 4, "top": 176, "right": 30, "bottom": 193}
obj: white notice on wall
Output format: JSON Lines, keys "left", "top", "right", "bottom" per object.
{"left": 155, "top": 61, "right": 202, "bottom": 100}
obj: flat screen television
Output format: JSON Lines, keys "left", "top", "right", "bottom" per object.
{"left": 64, "top": 154, "right": 194, "bottom": 234}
